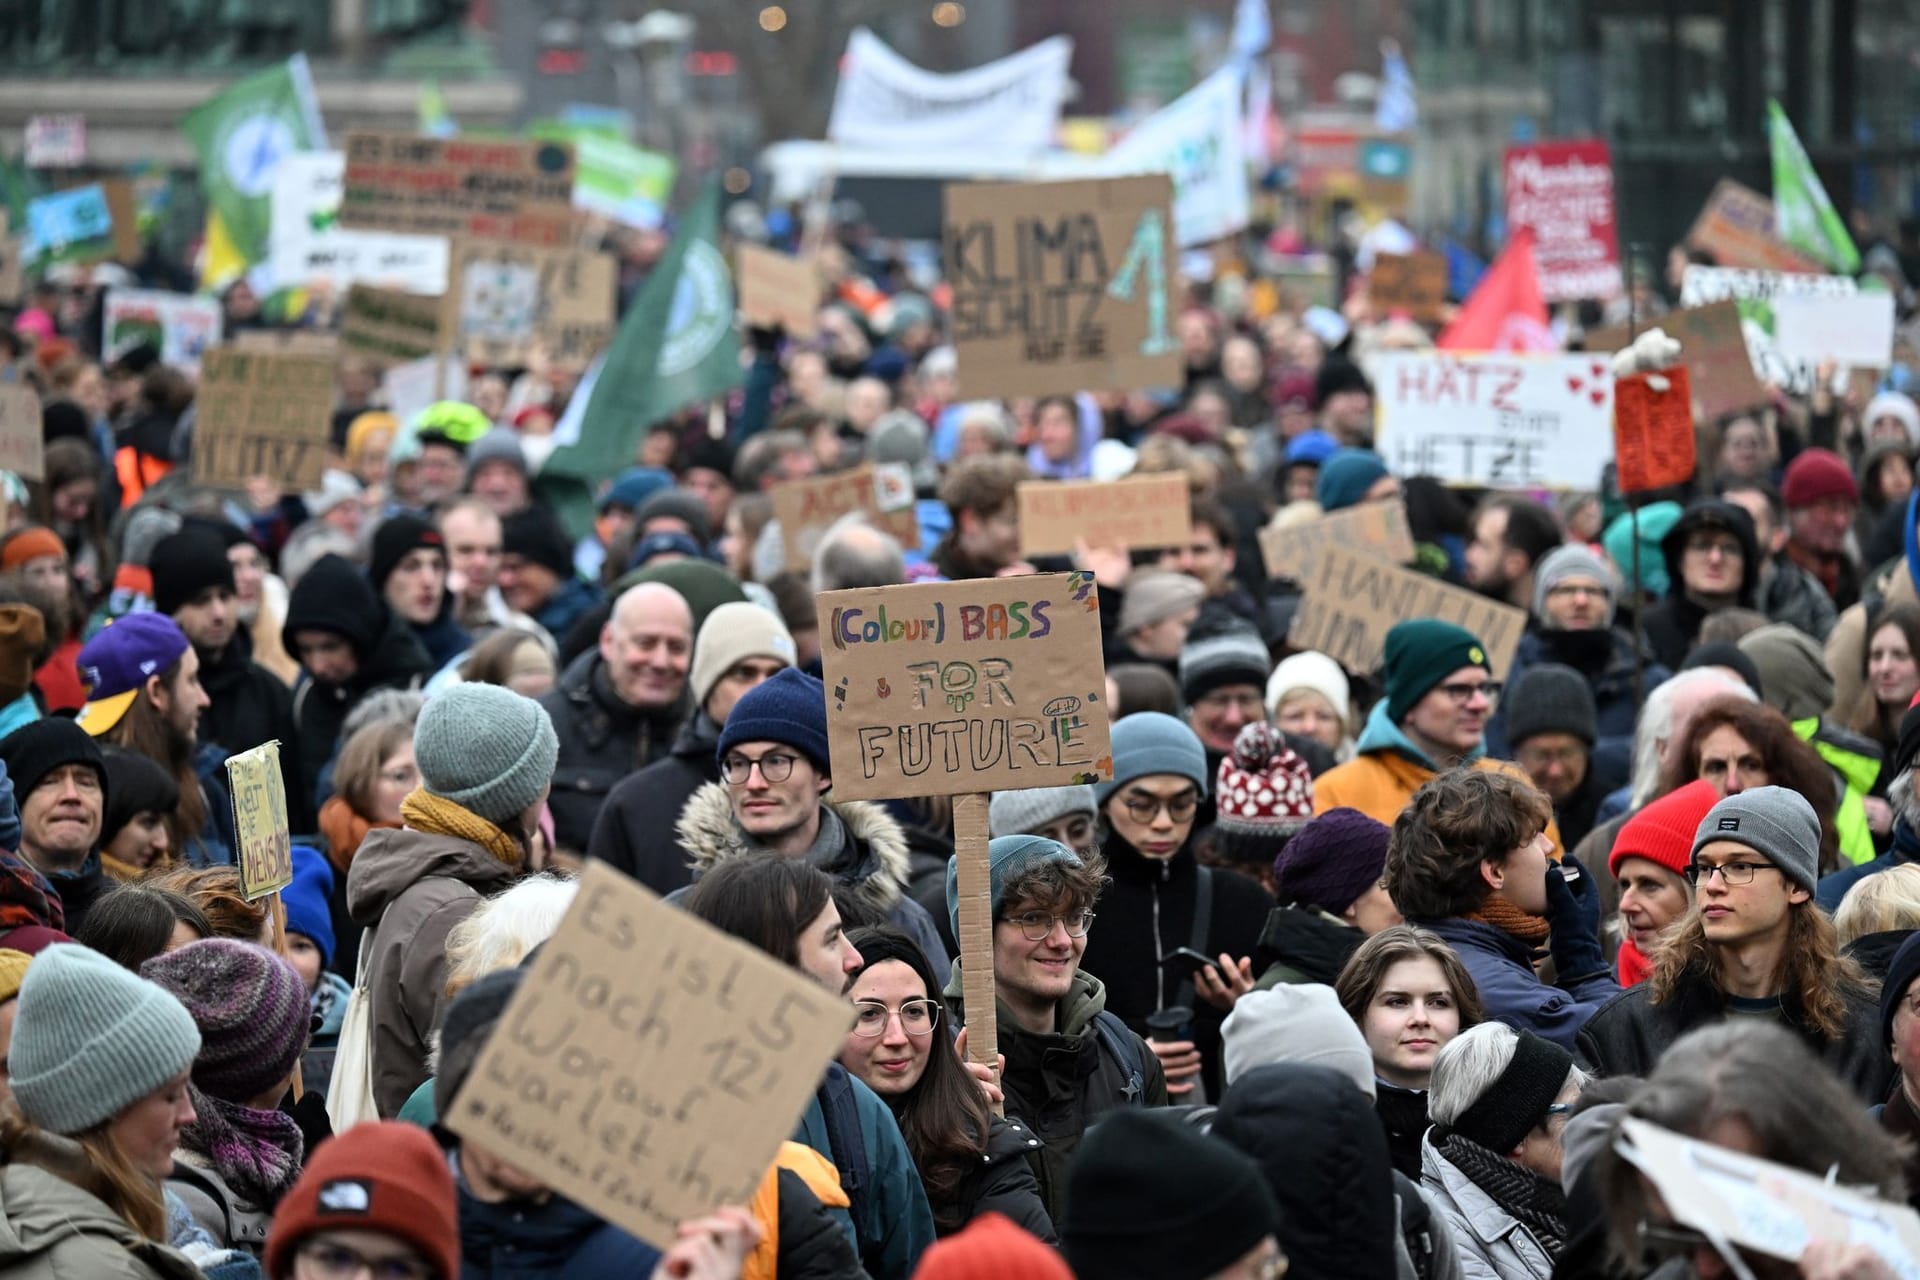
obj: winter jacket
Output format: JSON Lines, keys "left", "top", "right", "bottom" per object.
{"left": 747, "top": 1156, "right": 867, "bottom": 1280}
{"left": 456, "top": 1169, "right": 662, "bottom": 1278}
{"left": 410, "top": 604, "right": 470, "bottom": 673}
{"left": 947, "top": 1116, "right": 1056, "bottom": 1243}
{"left": 944, "top": 966, "right": 1168, "bottom": 1224}
{"left": 585, "top": 711, "right": 720, "bottom": 894}
{"left": 531, "top": 576, "right": 603, "bottom": 643}
{"left": 1420, "top": 918, "right": 1619, "bottom": 1052}
{"left": 675, "top": 784, "right": 951, "bottom": 983}
{"left": 165, "top": 1153, "right": 271, "bottom": 1255}
{"left": 1486, "top": 628, "right": 1668, "bottom": 782}
{"left": 1575, "top": 964, "right": 1892, "bottom": 1101}
{"left": 1637, "top": 498, "right": 1763, "bottom": 671}
{"left": 1795, "top": 716, "right": 1882, "bottom": 866}
{"left": 1758, "top": 554, "right": 1838, "bottom": 642}
{"left": 791, "top": 1068, "right": 936, "bottom": 1280}
{"left": 184, "top": 744, "right": 239, "bottom": 869}
{"left": 0, "top": 1156, "right": 203, "bottom": 1280}
{"left": 302, "top": 970, "right": 351, "bottom": 1104}
{"left": 1421, "top": 1132, "right": 1555, "bottom": 1280}
{"left": 346, "top": 826, "right": 520, "bottom": 1117}
{"left": 1818, "top": 816, "right": 1920, "bottom": 911}
{"left": 1828, "top": 555, "right": 1916, "bottom": 718}
{"left": 197, "top": 635, "right": 310, "bottom": 834}
{"left": 1251, "top": 905, "right": 1362, "bottom": 989}
{"left": 537, "top": 650, "right": 688, "bottom": 854}
{"left": 290, "top": 609, "right": 433, "bottom": 811}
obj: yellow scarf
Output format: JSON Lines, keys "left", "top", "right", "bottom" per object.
{"left": 399, "top": 789, "right": 523, "bottom": 866}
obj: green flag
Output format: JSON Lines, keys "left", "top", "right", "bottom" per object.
{"left": 181, "top": 54, "right": 326, "bottom": 269}
{"left": 538, "top": 177, "right": 742, "bottom": 538}
{"left": 1768, "top": 99, "right": 1859, "bottom": 274}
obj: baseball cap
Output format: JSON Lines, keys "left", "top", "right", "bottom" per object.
{"left": 75, "top": 613, "right": 190, "bottom": 737}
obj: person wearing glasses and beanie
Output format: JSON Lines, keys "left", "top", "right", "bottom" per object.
{"left": 1578, "top": 786, "right": 1890, "bottom": 1100}
{"left": 1077, "top": 712, "right": 1272, "bottom": 1103}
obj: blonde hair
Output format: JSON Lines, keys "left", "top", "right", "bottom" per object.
{"left": 1834, "top": 863, "right": 1920, "bottom": 948}
{"left": 0, "top": 1102, "right": 167, "bottom": 1240}
{"left": 443, "top": 872, "right": 578, "bottom": 1000}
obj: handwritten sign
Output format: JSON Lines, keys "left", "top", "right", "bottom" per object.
{"left": 444, "top": 240, "right": 617, "bottom": 368}
{"left": 1613, "top": 367, "right": 1697, "bottom": 494}
{"left": 1372, "top": 353, "right": 1616, "bottom": 490}
{"left": 816, "top": 573, "right": 1114, "bottom": 801}
{"left": 226, "top": 741, "right": 291, "bottom": 900}
{"left": 103, "top": 289, "right": 223, "bottom": 375}
{"left": 342, "top": 284, "right": 442, "bottom": 366}
{"left": 1773, "top": 292, "right": 1896, "bottom": 369}
{"left": 1291, "top": 544, "right": 1527, "bottom": 679}
{"left": 770, "top": 464, "right": 921, "bottom": 573}
{"left": 445, "top": 861, "right": 852, "bottom": 1252}
{"left": 1685, "top": 179, "right": 1824, "bottom": 273}
{"left": 0, "top": 385, "right": 44, "bottom": 482}
{"left": 1259, "top": 499, "right": 1414, "bottom": 580}
{"left": 269, "top": 151, "right": 450, "bottom": 296}
{"left": 1016, "top": 473, "right": 1191, "bottom": 558}
{"left": 1584, "top": 301, "right": 1769, "bottom": 423}
{"left": 944, "top": 174, "right": 1181, "bottom": 398}
{"left": 192, "top": 349, "right": 333, "bottom": 493}
{"left": 339, "top": 132, "right": 576, "bottom": 247}
{"left": 1680, "top": 265, "right": 1858, "bottom": 394}
{"left": 231, "top": 330, "right": 342, "bottom": 360}
{"left": 1369, "top": 251, "right": 1448, "bottom": 323}
{"left": 737, "top": 244, "right": 820, "bottom": 338}
{"left": 24, "top": 115, "right": 85, "bottom": 169}
{"left": 1504, "top": 141, "right": 1621, "bottom": 301}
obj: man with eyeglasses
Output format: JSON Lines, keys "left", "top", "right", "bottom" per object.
{"left": 673, "top": 667, "right": 951, "bottom": 984}
{"left": 1639, "top": 498, "right": 1761, "bottom": 671}
{"left": 1578, "top": 786, "right": 1890, "bottom": 1100}
{"left": 1501, "top": 664, "right": 1609, "bottom": 850}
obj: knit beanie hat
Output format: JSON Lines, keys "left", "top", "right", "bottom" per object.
{"left": 1737, "top": 623, "right": 1834, "bottom": 721}
{"left": 0, "top": 717, "right": 107, "bottom": 815}
{"left": 988, "top": 785, "right": 1096, "bottom": 839}
{"left": 100, "top": 745, "right": 179, "bottom": 846}
{"left": 1438, "top": 1030, "right": 1573, "bottom": 1155}
{"left": 265, "top": 1121, "right": 459, "bottom": 1280}
{"left": 689, "top": 601, "right": 795, "bottom": 709}
{"left": 1274, "top": 806, "right": 1392, "bottom": 916}
{"left": 142, "top": 938, "right": 309, "bottom": 1103}
{"left": 620, "top": 559, "right": 748, "bottom": 635}
{"left": 1866, "top": 391, "right": 1920, "bottom": 449}
{"left": 1882, "top": 932, "right": 1920, "bottom": 1053}
{"left": 597, "top": 466, "right": 675, "bottom": 515}
{"left": 368, "top": 514, "right": 447, "bottom": 594}
{"left": 1610, "top": 779, "right": 1721, "bottom": 881}
{"left": 1222, "top": 984, "right": 1376, "bottom": 1097}
{"left": 1118, "top": 571, "right": 1205, "bottom": 637}
{"left": 285, "top": 554, "right": 383, "bottom": 658}
{"left": 1062, "top": 1109, "right": 1281, "bottom": 1280}
{"left": 1679, "top": 642, "right": 1766, "bottom": 699}
{"left": 681, "top": 435, "right": 736, "bottom": 482}
{"left": 413, "top": 682, "right": 560, "bottom": 825}
{"left": 434, "top": 966, "right": 523, "bottom": 1128}
{"left": 1602, "top": 501, "right": 1682, "bottom": 598}
{"left": 1315, "top": 448, "right": 1390, "bottom": 512}
{"left": 10, "top": 943, "right": 201, "bottom": 1135}
{"left": 1691, "top": 785, "right": 1821, "bottom": 892}
{"left": 1504, "top": 662, "right": 1599, "bottom": 749}
{"left": 914, "top": 1211, "right": 1073, "bottom": 1280}
{"left": 1178, "top": 616, "right": 1270, "bottom": 705}
{"left": 1214, "top": 723, "right": 1314, "bottom": 865}
{"left": 627, "top": 531, "right": 707, "bottom": 569}
{"left": 1265, "top": 650, "right": 1349, "bottom": 724}
{"left": 282, "top": 844, "right": 336, "bottom": 969}
{"left": 0, "top": 526, "right": 64, "bottom": 572}
{"left": 944, "top": 834, "right": 1083, "bottom": 941}
{"left": 0, "top": 949, "right": 31, "bottom": 1004}
{"left": 500, "top": 507, "right": 576, "bottom": 580}
{"left": 1095, "top": 711, "right": 1209, "bottom": 805}
{"left": 1282, "top": 428, "right": 1339, "bottom": 467}
{"left": 148, "top": 524, "right": 236, "bottom": 618}
{"left": 1532, "top": 544, "right": 1618, "bottom": 628}
{"left": 1382, "top": 620, "right": 1490, "bottom": 723}
{"left": 635, "top": 488, "right": 714, "bottom": 547}
{"left": 0, "top": 605, "right": 44, "bottom": 707}
{"left": 716, "top": 667, "right": 830, "bottom": 774}
{"left": 464, "top": 427, "right": 528, "bottom": 487}
{"left": 1780, "top": 447, "right": 1859, "bottom": 509}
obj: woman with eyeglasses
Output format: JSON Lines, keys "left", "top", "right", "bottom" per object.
{"left": 838, "top": 926, "right": 1055, "bottom": 1244}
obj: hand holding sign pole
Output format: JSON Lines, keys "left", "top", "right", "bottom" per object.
{"left": 226, "top": 741, "right": 301, "bottom": 1098}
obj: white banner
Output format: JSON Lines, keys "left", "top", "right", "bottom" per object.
{"left": 269, "top": 151, "right": 449, "bottom": 296}
{"left": 1680, "top": 265, "right": 1859, "bottom": 393}
{"left": 827, "top": 28, "right": 1072, "bottom": 157}
{"left": 1100, "top": 67, "right": 1250, "bottom": 247}
{"left": 1373, "top": 352, "right": 1616, "bottom": 490}
{"left": 103, "top": 289, "right": 223, "bottom": 375}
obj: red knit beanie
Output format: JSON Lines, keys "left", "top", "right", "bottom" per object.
{"left": 912, "top": 1213, "right": 1073, "bottom": 1280}
{"left": 265, "top": 1122, "right": 458, "bottom": 1280}
{"left": 1780, "top": 447, "right": 1859, "bottom": 509}
{"left": 1609, "top": 779, "right": 1721, "bottom": 880}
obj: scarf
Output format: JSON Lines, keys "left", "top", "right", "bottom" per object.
{"left": 1469, "top": 896, "right": 1552, "bottom": 945}
{"left": 1436, "top": 1130, "right": 1567, "bottom": 1257}
{"left": 318, "top": 795, "right": 398, "bottom": 874}
{"left": 179, "top": 1086, "right": 304, "bottom": 1210}
{"left": 400, "top": 789, "right": 523, "bottom": 866}
{"left": 1616, "top": 936, "right": 1654, "bottom": 987}
{"left": 0, "top": 848, "right": 61, "bottom": 932}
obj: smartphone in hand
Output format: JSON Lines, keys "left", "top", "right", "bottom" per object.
{"left": 1161, "top": 947, "right": 1221, "bottom": 980}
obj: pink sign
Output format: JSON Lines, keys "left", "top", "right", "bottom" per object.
{"left": 1503, "top": 141, "right": 1621, "bottom": 302}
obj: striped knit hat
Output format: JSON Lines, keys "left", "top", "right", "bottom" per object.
{"left": 142, "top": 939, "right": 311, "bottom": 1104}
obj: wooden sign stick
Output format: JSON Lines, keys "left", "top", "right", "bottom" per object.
{"left": 263, "top": 889, "right": 305, "bottom": 1102}
{"left": 951, "top": 792, "right": 1000, "bottom": 1116}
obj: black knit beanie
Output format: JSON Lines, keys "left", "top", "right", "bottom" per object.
{"left": 434, "top": 966, "right": 525, "bottom": 1135}
{"left": 501, "top": 508, "right": 576, "bottom": 580}
{"left": 1438, "top": 1030, "right": 1573, "bottom": 1155}
{"left": 369, "top": 515, "right": 447, "bottom": 594}
{"left": 149, "top": 525, "right": 238, "bottom": 618}
{"left": 284, "top": 554, "right": 382, "bottom": 658}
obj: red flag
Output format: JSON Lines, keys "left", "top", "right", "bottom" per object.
{"left": 1438, "top": 230, "right": 1555, "bottom": 352}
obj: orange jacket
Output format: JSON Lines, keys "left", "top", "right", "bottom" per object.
{"left": 742, "top": 1141, "right": 851, "bottom": 1280}
{"left": 1312, "top": 727, "right": 1565, "bottom": 856}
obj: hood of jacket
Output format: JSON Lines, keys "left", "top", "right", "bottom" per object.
{"left": 1659, "top": 499, "right": 1761, "bottom": 605}
{"left": 345, "top": 825, "right": 519, "bottom": 926}
{"left": 1254, "top": 906, "right": 1363, "bottom": 985}
{"left": 1354, "top": 699, "right": 1482, "bottom": 770}
{"left": 356, "top": 603, "right": 436, "bottom": 695}
{"left": 677, "top": 781, "right": 911, "bottom": 917}
{"left": 0, "top": 1147, "right": 198, "bottom": 1277}
{"left": 945, "top": 961, "right": 1114, "bottom": 1041}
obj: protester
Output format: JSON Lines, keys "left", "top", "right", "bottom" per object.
{"left": 1464, "top": 495, "right": 1560, "bottom": 613}
{"left": 1264, "top": 650, "right": 1353, "bottom": 761}
{"left": 97, "top": 745, "right": 179, "bottom": 879}
{"left": 931, "top": 455, "right": 1028, "bottom": 580}
{"left": 281, "top": 846, "right": 346, "bottom": 1103}
{"left": 1209, "top": 720, "right": 1315, "bottom": 884}
{"left": 1781, "top": 446, "right": 1863, "bottom": 611}
{"left": 316, "top": 707, "right": 417, "bottom": 879}
{"left": 499, "top": 507, "right": 603, "bottom": 642}
{"left": 0, "top": 717, "right": 111, "bottom": 933}
{"left": 1848, "top": 603, "right": 1920, "bottom": 761}
{"left": 74, "top": 884, "right": 208, "bottom": 970}
{"left": 1607, "top": 780, "right": 1718, "bottom": 987}
{"left": 1657, "top": 696, "right": 1847, "bottom": 870}
{"left": 437, "top": 498, "right": 545, "bottom": 644}
{"left": 264, "top": 1121, "right": 458, "bottom": 1280}
{"left": 1638, "top": 499, "right": 1760, "bottom": 671}
{"left": 986, "top": 785, "right": 1097, "bottom": 852}
{"left": 1251, "top": 806, "right": 1397, "bottom": 986}
{"left": 368, "top": 515, "right": 468, "bottom": 670}
{"left": 1721, "top": 477, "right": 1839, "bottom": 642}
{"left": 1501, "top": 663, "right": 1611, "bottom": 849}
{"left": 1108, "top": 571, "right": 1203, "bottom": 672}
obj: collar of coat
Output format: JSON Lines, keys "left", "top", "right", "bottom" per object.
{"left": 677, "top": 782, "right": 911, "bottom": 918}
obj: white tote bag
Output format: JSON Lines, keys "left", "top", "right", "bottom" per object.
{"left": 325, "top": 932, "right": 381, "bottom": 1130}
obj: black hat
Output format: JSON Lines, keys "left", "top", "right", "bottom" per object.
{"left": 284, "top": 555, "right": 381, "bottom": 659}
{"left": 1313, "top": 356, "right": 1371, "bottom": 405}
{"left": 1678, "top": 642, "right": 1765, "bottom": 699}
{"left": 0, "top": 718, "right": 108, "bottom": 818}
{"left": 434, "top": 966, "right": 524, "bottom": 1135}
{"left": 100, "top": 745, "right": 179, "bottom": 844}
{"left": 1504, "top": 663, "right": 1599, "bottom": 749}
{"left": 634, "top": 489, "right": 713, "bottom": 547}
{"left": 40, "top": 401, "right": 89, "bottom": 445}
{"left": 681, "top": 435, "right": 736, "bottom": 482}
{"left": 148, "top": 525, "right": 238, "bottom": 618}
{"left": 501, "top": 508, "right": 575, "bottom": 581}
{"left": 1438, "top": 1030, "right": 1573, "bottom": 1155}
{"left": 1883, "top": 932, "right": 1920, "bottom": 1055}
{"left": 368, "top": 515, "right": 447, "bottom": 594}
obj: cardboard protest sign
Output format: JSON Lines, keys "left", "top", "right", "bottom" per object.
{"left": 444, "top": 861, "right": 853, "bottom": 1252}
{"left": 98, "top": 180, "right": 142, "bottom": 264}
{"left": 1680, "top": 265, "right": 1858, "bottom": 393}
{"left": 816, "top": 572, "right": 1114, "bottom": 800}
{"left": 736, "top": 244, "right": 820, "bottom": 338}
{"left": 0, "top": 217, "right": 24, "bottom": 306}
{"left": 103, "top": 290, "right": 223, "bottom": 375}
{"left": 230, "top": 330, "right": 342, "bottom": 359}
{"left": 444, "top": 240, "right": 618, "bottom": 368}
{"left": 1685, "top": 179, "right": 1824, "bottom": 273}
{"left": 1584, "top": 301, "right": 1768, "bottom": 422}
{"left": 225, "top": 741, "right": 292, "bottom": 900}
{"left": 1613, "top": 367, "right": 1697, "bottom": 494}
{"left": 269, "top": 151, "right": 450, "bottom": 295}
{"left": 1259, "top": 499, "right": 1415, "bottom": 580}
{"left": 341, "top": 284, "right": 442, "bottom": 366}
{"left": 1773, "top": 292, "right": 1896, "bottom": 369}
{"left": 1503, "top": 141, "right": 1621, "bottom": 301}
{"left": 0, "top": 385, "right": 44, "bottom": 482}
{"left": 1291, "top": 544, "right": 1527, "bottom": 678}
{"left": 192, "top": 349, "right": 334, "bottom": 493}
{"left": 944, "top": 175, "right": 1181, "bottom": 398}
{"left": 1372, "top": 353, "right": 1615, "bottom": 489}
{"left": 339, "top": 132, "right": 576, "bottom": 247}
{"left": 771, "top": 464, "right": 920, "bottom": 573}
{"left": 1016, "top": 473, "right": 1191, "bottom": 558}
{"left": 382, "top": 355, "right": 469, "bottom": 428}
{"left": 1369, "top": 251, "right": 1447, "bottom": 322}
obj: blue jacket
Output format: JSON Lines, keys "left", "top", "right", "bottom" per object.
{"left": 186, "top": 744, "right": 238, "bottom": 869}
{"left": 792, "top": 1071, "right": 935, "bottom": 1280}
{"left": 533, "top": 577, "right": 604, "bottom": 645}
{"left": 1419, "top": 917, "right": 1619, "bottom": 1051}
{"left": 1486, "top": 628, "right": 1668, "bottom": 784}
{"left": 457, "top": 1173, "right": 661, "bottom": 1279}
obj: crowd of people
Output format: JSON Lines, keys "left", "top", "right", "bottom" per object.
{"left": 0, "top": 178, "right": 1914, "bottom": 1280}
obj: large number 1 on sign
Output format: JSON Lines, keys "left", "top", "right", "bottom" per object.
{"left": 1105, "top": 208, "right": 1173, "bottom": 356}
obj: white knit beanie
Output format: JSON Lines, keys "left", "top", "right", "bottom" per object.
{"left": 1222, "top": 984, "right": 1376, "bottom": 1098}
{"left": 689, "top": 601, "right": 796, "bottom": 709}
{"left": 1264, "top": 651, "right": 1351, "bottom": 724}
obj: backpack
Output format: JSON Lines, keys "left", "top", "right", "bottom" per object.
{"left": 1090, "top": 1011, "right": 1147, "bottom": 1106}
{"left": 813, "top": 1065, "right": 874, "bottom": 1231}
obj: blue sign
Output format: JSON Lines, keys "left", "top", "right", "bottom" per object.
{"left": 24, "top": 184, "right": 113, "bottom": 264}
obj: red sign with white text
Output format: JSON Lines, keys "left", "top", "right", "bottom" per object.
{"left": 1504, "top": 141, "right": 1621, "bottom": 303}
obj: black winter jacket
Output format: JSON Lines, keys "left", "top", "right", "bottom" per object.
{"left": 1252, "top": 905, "right": 1363, "bottom": 988}
{"left": 289, "top": 594, "right": 433, "bottom": 808}
{"left": 946, "top": 1116, "right": 1056, "bottom": 1244}
{"left": 198, "top": 632, "right": 311, "bottom": 832}
{"left": 538, "top": 650, "right": 688, "bottom": 854}
{"left": 585, "top": 711, "right": 719, "bottom": 894}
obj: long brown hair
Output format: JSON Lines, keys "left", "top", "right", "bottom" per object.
{"left": 1847, "top": 603, "right": 1920, "bottom": 745}
{"left": 1659, "top": 697, "right": 1842, "bottom": 872}
{"left": 1334, "top": 924, "right": 1487, "bottom": 1030}
{"left": 1649, "top": 895, "right": 1872, "bottom": 1040}
{"left": 0, "top": 1101, "right": 168, "bottom": 1240}
{"left": 104, "top": 660, "right": 205, "bottom": 856}
{"left": 142, "top": 865, "right": 267, "bottom": 943}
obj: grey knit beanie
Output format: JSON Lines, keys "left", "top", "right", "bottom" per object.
{"left": 10, "top": 943, "right": 201, "bottom": 1135}
{"left": 945, "top": 834, "right": 1084, "bottom": 948}
{"left": 1095, "top": 711, "right": 1210, "bottom": 805}
{"left": 1179, "top": 617, "right": 1271, "bottom": 705}
{"left": 988, "top": 785, "right": 1096, "bottom": 838}
{"left": 1532, "top": 544, "right": 1618, "bottom": 627}
{"left": 1221, "top": 984, "right": 1376, "bottom": 1098}
{"left": 1691, "top": 785, "right": 1821, "bottom": 892}
{"left": 1504, "top": 662, "right": 1600, "bottom": 748}
{"left": 414, "top": 683, "right": 560, "bottom": 825}
{"left": 1736, "top": 623, "right": 1835, "bottom": 721}
{"left": 1118, "top": 571, "right": 1205, "bottom": 637}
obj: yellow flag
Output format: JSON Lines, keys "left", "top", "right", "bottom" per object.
{"left": 200, "top": 210, "right": 247, "bottom": 291}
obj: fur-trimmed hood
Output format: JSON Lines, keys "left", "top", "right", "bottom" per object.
{"left": 676, "top": 781, "right": 912, "bottom": 918}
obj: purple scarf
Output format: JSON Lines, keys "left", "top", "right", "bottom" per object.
{"left": 180, "top": 1085, "right": 304, "bottom": 1209}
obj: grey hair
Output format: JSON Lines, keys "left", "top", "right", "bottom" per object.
{"left": 343, "top": 689, "right": 425, "bottom": 738}
{"left": 280, "top": 523, "right": 361, "bottom": 587}
{"left": 1428, "top": 1022, "right": 1589, "bottom": 1129}
{"left": 1893, "top": 768, "right": 1919, "bottom": 827}
{"left": 811, "top": 513, "right": 906, "bottom": 595}
{"left": 1629, "top": 668, "right": 1757, "bottom": 808}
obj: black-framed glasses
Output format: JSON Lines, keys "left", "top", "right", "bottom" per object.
{"left": 297, "top": 1239, "right": 435, "bottom": 1280}
{"left": 721, "top": 751, "right": 799, "bottom": 785}
{"left": 1685, "top": 861, "right": 1780, "bottom": 886}
{"left": 1120, "top": 791, "right": 1198, "bottom": 824}
{"left": 1436, "top": 680, "right": 1501, "bottom": 705}
{"left": 1004, "top": 910, "right": 1096, "bottom": 941}
{"left": 851, "top": 998, "right": 941, "bottom": 1038}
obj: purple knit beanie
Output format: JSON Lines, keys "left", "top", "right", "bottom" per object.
{"left": 1273, "top": 807, "right": 1392, "bottom": 916}
{"left": 141, "top": 938, "right": 310, "bottom": 1103}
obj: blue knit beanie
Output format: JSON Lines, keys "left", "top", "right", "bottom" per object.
{"left": 413, "top": 683, "right": 560, "bottom": 826}
{"left": 717, "top": 667, "right": 831, "bottom": 774}
{"left": 1315, "top": 449, "right": 1390, "bottom": 512}
{"left": 282, "top": 844, "right": 336, "bottom": 969}
{"left": 1095, "top": 712, "right": 1209, "bottom": 805}
{"left": 1283, "top": 429, "right": 1339, "bottom": 468}
{"left": 945, "top": 834, "right": 1083, "bottom": 941}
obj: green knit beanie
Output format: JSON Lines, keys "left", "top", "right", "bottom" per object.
{"left": 1383, "top": 620, "right": 1491, "bottom": 724}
